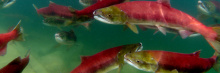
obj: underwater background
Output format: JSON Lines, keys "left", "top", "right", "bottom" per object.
{"left": 0, "top": 0, "right": 219, "bottom": 73}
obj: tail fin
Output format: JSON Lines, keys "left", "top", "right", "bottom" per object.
{"left": 213, "top": 52, "right": 220, "bottom": 73}
{"left": 13, "top": 20, "right": 24, "bottom": 41}
{"left": 206, "top": 27, "right": 220, "bottom": 53}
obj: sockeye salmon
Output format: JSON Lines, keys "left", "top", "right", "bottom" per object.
{"left": 124, "top": 50, "right": 219, "bottom": 73}
{"left": 93, "top": 0, "right": 220, "bottom": 53}
{"left": 71, "top": 43, "right": 142, "bottom": 73}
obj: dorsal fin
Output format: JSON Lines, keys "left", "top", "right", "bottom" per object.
{"left": 192, "top": 50, "right": 201, "bottom": 57}
{"left": 80, "top": 56, "right": 90, "bottom": 62}
{"left": 8, "top": 57, "right": 21, "bottom": 65}
{"left": 157, "top": 0, "right": 170, "bottom": 6}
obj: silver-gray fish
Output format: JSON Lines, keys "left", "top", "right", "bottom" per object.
{"left": 55, "top": 30, "right": 77, "bottom": 45}
{"left": 0, "top": 0, "right": 16, "bottom": 8}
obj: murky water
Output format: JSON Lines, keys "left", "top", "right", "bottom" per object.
{"left": 0, "top": 0, "right": 218, "bottom": 73}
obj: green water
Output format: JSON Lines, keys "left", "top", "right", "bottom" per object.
{"left": 0, "top": 0, "right": 218, "bottom": 73}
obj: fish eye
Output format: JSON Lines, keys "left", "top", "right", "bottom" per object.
{"left": 107, "top": 14, "right": 112, "bottom": 17}
{"left": 136, "top": 60, "right": 143, "bottom": 64}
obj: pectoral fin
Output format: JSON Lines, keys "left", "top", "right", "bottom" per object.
{"left": 153, "top": 30, "right": 159, "bottom": 35}
{"left": 126, "top": 23, "right": 138, "bottom": 34}
{"left": 81, "top": 23, "right": 90, "bottom": 30}
{"left": 64, "top": 20, "right": 73, "bottom": 26}
{"left": 171, "top": 69, "right": 178, "bottom": 73}
{"left": 179, "top": 30, "right": 193, "bottom": 39}
{"left": 156, "top": 68, "right": 178, "bottom": 73}
{"left": 156, "top": 25, "right": 166, "bottom": 35}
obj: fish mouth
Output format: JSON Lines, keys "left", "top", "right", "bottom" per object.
{"left": 124, "top": 55, "right": 141, "bottom": 69}
{"left": 55, "top": 33, "right": 62, "bottom": 41}
{"left": 55, "top": 33, "right": 64, "bottom": 44}
{"left": 93, "top": 10, "right": 114, "bottom": 24}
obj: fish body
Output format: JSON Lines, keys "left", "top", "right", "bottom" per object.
{"left": 0, "top": 0, "right": 16, "bottom": 8}
{"left": 35, "top": 2, "right": 73, "bottom": 18}
{"left": 125, "top": 50, "right": 217, "bottom": 73}
{"left": 94, "top": 0, "right": 220, "bottom": 53}
{"left": 71, "top": 43, "right": 143, "bottom": 73}
{"left": 94, "top": 1, "right": 216, "bottom": 39}
{"left": 0, "top": 55, "right": 30, "bottom": 73}
{"left": 33, "top": 2, "right": 92, "bottom": 29}
{"left": 55, "top": 30, "right": 77, "bottom": 45}
{"left": 0, "top": 20, "right": 23, "bottom": 56}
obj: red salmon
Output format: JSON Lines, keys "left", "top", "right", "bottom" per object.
{"left": 0, "top": 20, "right": 23, "bottom": 56}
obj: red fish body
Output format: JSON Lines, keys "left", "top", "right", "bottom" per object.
{"left": 71, "top": 46, "right": 121, "bottom": 73}
{"left": 0, "top": 21, "right": 23, "bottom": 56}
{"left": 71, "top": 43, "right": 142, "bottom": 73}
{"left": 125, "top": 50, "right": 218, "bottom": 73}
{"left": 75, "top": 0, "right": 126, "bottom": 17}
{"left": 0, "top": 55, "right": 30, "bottom": 73}
{"left": 113, "top": 1, "right": 217, "bottom": 40}
{"left": 35, "top": 2, "right": 73, "bottom": 18}
{"left": 148, "top": 51, "right": 216, "bottom": 73}
{"left": 94, "top": 0, "right": 220, "bottom": 53}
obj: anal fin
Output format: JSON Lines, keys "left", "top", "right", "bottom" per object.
{"left": 156, "top": 25, "right": 166, "bottom": 35}
{"left": 179, "top": 30, "right": 193, "bottom": 39}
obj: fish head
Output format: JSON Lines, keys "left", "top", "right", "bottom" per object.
{"left": 124, "top": 51, "right": 158, "bottom": 72}
{"left": 93, "top": 6, "right": 128, "bottom": 24}
{"left": 197, "top": 0, "right": 216, "bottom": 15}
{"left": 55, "top": 31, "right": 75, "bottom": 45}
{"left": 117, "top": 43, "right": 143, "bottom": 68}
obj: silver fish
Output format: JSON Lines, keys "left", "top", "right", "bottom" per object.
{"left": 0, "top": 0, "right": 16, "bottom": 8}
{"left": 55, "top": 30, "right": 77, "bottom": 45}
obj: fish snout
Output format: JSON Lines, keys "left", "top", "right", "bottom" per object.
{"left": 93, "top": 10, "right": 102, "bottom": 16}
{"left": 55, "top": 33, "right": 60, "bottom": 37}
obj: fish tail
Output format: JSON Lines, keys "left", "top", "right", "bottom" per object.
{"left": 206, "top": 26, "right": 220, "bottom": 53}
{"left": 13, "top": 20, "right": 24, "bottom": 41}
